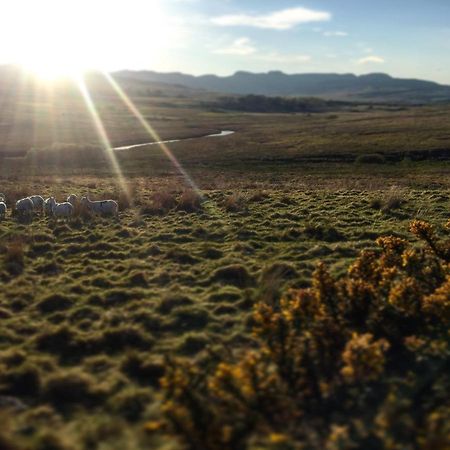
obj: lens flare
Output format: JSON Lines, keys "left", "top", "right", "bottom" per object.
{"left": 102, "top": 72, "right": 202, "bottom": 197}
{"left": 76, "top": 75, "right": 131, "bottom": 203}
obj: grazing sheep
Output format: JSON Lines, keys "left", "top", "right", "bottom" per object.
{"left": 15, "top": 197, "right": 34, "bottom": 217}
{"left": 67, "top": 194, "right": 78, "bottom": 206}
{"left": 81, "top": 196, "right": 118, "bottom": 216}
{"left": 52, "top": 201, "right": 74, "bottom": 220}
{"left": 29, "top": 195, "right": 45, "bottom": 211}
{"left": 44, "top": 197, "right": 56, "bottom": 216}
{"left": 0, "top": 201, "right": 6, "bottom": 219}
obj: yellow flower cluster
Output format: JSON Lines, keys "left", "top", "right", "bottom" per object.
{"left": 160, "top": 219, "right": 450, "bottom": 450}
{"left": 341, "top": 333, "right": 390, "bottom": 383}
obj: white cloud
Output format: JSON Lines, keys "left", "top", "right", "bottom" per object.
{"left": 323, "top": 31, "right": 348, "bottom": 37}
{"left": 211, "top": 7, "right": 331, "bottom": 30}
{"left": 211, "top": 39, "right": 310, "bottom": 64}
{"left": 357, "top": 55, "right": 385, "bottom": 65}
{"left": 212, "top": 37, "right": 256, "bottom": 56}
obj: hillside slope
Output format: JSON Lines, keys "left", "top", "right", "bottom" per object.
{"left": 115, "top": 70, "right": 450, "bottom": 103}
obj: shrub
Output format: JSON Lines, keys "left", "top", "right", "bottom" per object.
{"left": 160, "top": 219, "right": 450, "bottom": 450}
{"left": 355, "top": 153, "right": 386, "bottom": 164}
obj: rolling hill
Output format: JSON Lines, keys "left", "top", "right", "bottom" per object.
{"left": 114, "top": 70, "right": 450, "bottom": 104}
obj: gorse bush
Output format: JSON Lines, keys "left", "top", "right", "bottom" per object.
{"left": 160, "top": 219, "right": 450, "bottom": 450}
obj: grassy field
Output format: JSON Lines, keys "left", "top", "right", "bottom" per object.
{"left": 0, "top": 90, "right": 449, "bottom": 448}
{"left": 0, "top": 169, "right": 449, "bottom": 449}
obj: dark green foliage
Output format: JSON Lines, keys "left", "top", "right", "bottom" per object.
{"left": 355, "top": 153, "right": 387, "bottom": 164}
{"left": 210, "top": 94, "right": 343, "bottom": 113}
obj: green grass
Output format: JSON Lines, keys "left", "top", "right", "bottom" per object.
{"left": 0, "top": 84, "right": 449, "bottom": 447}
{"left": 0, "top": 173, "right": 449, "bottom": 448}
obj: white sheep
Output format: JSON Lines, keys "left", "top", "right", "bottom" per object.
{"left": 0, "top": 201, "right": 6, "bottom": 219}
{"left": 67, "top": 194, "right": 78, "bottom": 206}
{"left": 15, "top": 197, "right": 34, "bottom": 217}
{"left": 29, "top": 195, "right": 45, "bottom": 212}
{"left": 81, "top": 196, "right": 118, "bottom": 216}
{"left": 44, "top": 197, "right": 56, "bottom": 216}
{"left": 52, "top": 201, "right": 74, "bottom": 219}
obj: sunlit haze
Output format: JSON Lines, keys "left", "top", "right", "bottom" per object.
{"left": 0, "top": 0, "right": 174, "bottom": 78}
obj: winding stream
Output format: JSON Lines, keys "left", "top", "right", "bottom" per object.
{"left": 114, "top": 130, "right": 235, "bottom": 151}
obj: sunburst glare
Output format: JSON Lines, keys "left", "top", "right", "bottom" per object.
{"left": 1, "top": 0, "right": 173, "bottom": 79}
{"left": 76, "top": 75, "right": 131, "bottom": 202}
{"left": 103, "top": 72, "right": 202, "bottom": 196}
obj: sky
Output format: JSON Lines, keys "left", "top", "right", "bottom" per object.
{"left": 1, "top": 0, "right": 449, "bottom": 83}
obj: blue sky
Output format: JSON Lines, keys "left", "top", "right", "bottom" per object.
{"left": 158, "top": 0, "right": 450, "bottom": 83}
{"left": 1, "top": 0, "right": 449, "bottom": 83}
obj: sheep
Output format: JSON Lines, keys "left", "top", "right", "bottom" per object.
{"left": 67, "top": 194, "right": 78, "bottom": 206}
{"left": 29, "top": 195, "right": 45, "bottom": 212}
{"left": 0, "top": 194, "right": 6, "bottom": 219}
{"left": 0, "top": 201, "right": 6, "bottom": 219}
{"left": 44, "top": 197, "right": 56, "bottom": 216}
{"left": 15, "top": 197, "right": 34, "bottom": 217}
{"left": 52, "top": 201, "right": 74, "bottom": 220}
{"left": 80, "top": 196, "right": 118, "bottom": 216}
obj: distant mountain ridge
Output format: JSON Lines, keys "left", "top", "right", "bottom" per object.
{"left": 114, "top": 70, "right": 450, "bottom": 103}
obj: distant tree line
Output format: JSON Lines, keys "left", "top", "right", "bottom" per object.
{"left": 206, "top": 94, "right": 347, "bottom": 113}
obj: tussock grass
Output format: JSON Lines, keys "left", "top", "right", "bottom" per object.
{"left": 0, "top": 173, "right": 448, "bottom": 449}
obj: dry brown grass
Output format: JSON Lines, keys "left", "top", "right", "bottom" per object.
{"left": 223, "top": 193, "right": 247, "bottom": 212}
{"left": 177, "top": 190, "right": 203, "bottom": 212}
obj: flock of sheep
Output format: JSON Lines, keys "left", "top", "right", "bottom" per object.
{"left": 0, "top": 193, "right": 118, "bottom": 220}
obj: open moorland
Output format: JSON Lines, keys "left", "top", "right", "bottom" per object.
{"left": 0, "top": 83, "right": 449, "bottom": 449}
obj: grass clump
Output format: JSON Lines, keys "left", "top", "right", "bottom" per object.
{"left": 2, "top": 238, "right": 26, "bottom": 275}
{"left": 37, "top": 294, "right": 75, "bottom": 314}
{"left": 0, "top": 363, "right": 41, "bottom": 397}
{"left": 121, "top": 353, "right": 165, "bottom": 386}
{"left": 177, "top": 190, "right": 203, "bottom": 212}
{"left": 141, "top": 189, "right": 177, "bottom": 215}
{"left": 211, "top": 264, "right": 254, "bottom": 288}
{"left": 110, "top": 386, "right": 153, "bottom": 422}
{"left": 223, "top": 193, "right": 247, "bottom": 212}
{"left": 43, "top": 369, "right": 106, "bottom": 410}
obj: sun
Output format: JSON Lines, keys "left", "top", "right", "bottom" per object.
{"left": 1, "top": 0, "right": 172, "bottom": 80}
